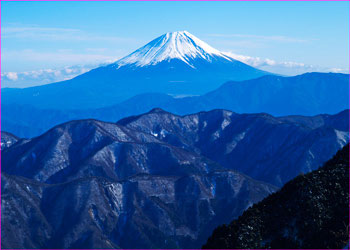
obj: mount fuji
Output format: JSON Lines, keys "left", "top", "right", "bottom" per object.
{"left": 2, "top": 31, "right": 269, "bottom": 109}
{"left": 115, "top": 30, "right": 235, "bottom": 68}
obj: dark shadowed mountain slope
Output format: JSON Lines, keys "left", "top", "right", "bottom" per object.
{"left": 1, "top": 173, "right": 53, "bottom": 249}
{"left": 203, "top": 144, "right": 349, "bottom": 249}
{"left": 1, "top": 117, "right": 277, "bottom": 249}
{"left": 1, "top": 131, "right": 19, "bottom": 150}
{"left": 117, "top": 108, "right": 349, "bottom": 186}
{"left": 2, "top": 171, "right": 276, "bottom": 249}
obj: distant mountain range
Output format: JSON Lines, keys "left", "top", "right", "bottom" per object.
{"left": 2, "top": 72, "right": 349, "bottom": 138}
{"left": 2, "top": 31, "right": 268, "bottom": 110}
{"left": 203, "top": 144, "right": 349, "bottom": 249}
{"left": 89, "top": 72, "right": 348, "bottom": 120}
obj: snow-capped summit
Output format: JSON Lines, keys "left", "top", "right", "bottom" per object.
{"left": 115, "top": 31, "right": 233, "bottom": 68}
{"left": 3, "top": 30, "right": 270, "bottom": 109}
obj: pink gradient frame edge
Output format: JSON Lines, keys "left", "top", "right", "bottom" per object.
{"left": 0, "top": 1, "right": 348, "bottom": 250}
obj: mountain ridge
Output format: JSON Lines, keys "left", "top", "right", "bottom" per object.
{"left": 114, "top": 108, "right": 349, "bottom": 186}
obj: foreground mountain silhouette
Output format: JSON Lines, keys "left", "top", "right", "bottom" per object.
{"left": 2, "top": 31, "right": 268, "bottom": 110}
{"left": 203, "top": 144, "right": 349, "bottom": 249}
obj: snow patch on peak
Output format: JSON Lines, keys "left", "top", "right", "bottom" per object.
{"left": 115, "top": 31, "right": 233, "bottom": 68}
{"left": 335, "top": 129, "right": 349, "bottom": 147}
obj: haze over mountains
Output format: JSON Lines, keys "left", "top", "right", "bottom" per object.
{"left": 3, "top": 72, "right": 349, "bottom": 138}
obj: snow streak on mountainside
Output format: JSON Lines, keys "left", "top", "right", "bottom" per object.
{"left": 1, "top": 132, "right": 19, "bottom": 150}
{"left": 115, "top": 31, "right": 234, "bottom": 68}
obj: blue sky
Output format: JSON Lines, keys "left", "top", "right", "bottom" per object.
{"left": 1, "top": 1, "right": 349, "bottom": 87}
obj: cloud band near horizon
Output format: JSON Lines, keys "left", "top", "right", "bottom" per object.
{"left": 2, "top": 52, "right": 348, "bottom": 89}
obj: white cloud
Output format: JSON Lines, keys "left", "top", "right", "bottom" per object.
{"left": 5, "top": 72, "right": 18, "bottom": 81}
{"left": 328, "top": 68, "right": 347, "bottom": 73}
{"left": 224, "top": 51, "right": 348, "bottom": 75}
{"left": 1, "top": 47, "right": 124, "bottom": 88}
{"left": 1, "top": 64, "right": 102, "bottom": 88}
{"left": 2, "top": 52, "right": 348, "bottom": 88}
